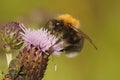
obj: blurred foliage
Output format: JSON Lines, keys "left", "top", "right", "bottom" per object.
{"left": 0, "top": 70, "right": 3, "bottom": 80}
{"left": 0, "top": 0, "right": 120, "bottom": 80}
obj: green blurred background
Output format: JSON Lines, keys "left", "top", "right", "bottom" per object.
{"left": 0, "top": 0, "right": 120, "bottom": 80}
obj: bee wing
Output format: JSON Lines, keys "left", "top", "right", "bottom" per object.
{"left": 69, "top": 26, "right": 97, "bottom": 50}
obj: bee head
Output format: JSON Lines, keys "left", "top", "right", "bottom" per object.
{"left": 50, "top": 19, "right": 64, "bottom": 32}
{"left": 45, "top": 14, "right": 80, "bottom": 35}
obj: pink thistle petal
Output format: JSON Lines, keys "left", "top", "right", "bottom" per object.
{"left": 21, "top": 26, "right": 63, "bottom": 55}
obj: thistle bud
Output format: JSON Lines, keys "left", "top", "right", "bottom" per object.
{"left": 0, "top": 22, "right": 24, "bottom": 52}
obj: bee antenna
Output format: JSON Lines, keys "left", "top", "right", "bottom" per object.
{"left": 43, "top": 19, "right": 52, "bottom": 28}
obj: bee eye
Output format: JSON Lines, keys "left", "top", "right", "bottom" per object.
{"left": 55, "top": 22, "right": 60, "bottom": 26}
{"left": 55, "top": 21, "right": 63, "bottom": 27}
{"left": 52, "top": 20, "right": 64, "bottom": 32}
{"left": 52, "top": 20, "right": 62, "bottom": 26}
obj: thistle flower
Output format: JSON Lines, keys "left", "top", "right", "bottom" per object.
{"left": 21, "top": 27, "right": 63, "bottom": 55}
{"left": 8, "top": 27, "right": 63, "bottom": 80}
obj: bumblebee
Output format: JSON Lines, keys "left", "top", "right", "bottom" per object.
{"left": 45, "top": 14, "right": 97, "bottom": 57}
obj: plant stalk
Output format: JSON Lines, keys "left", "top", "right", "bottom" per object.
{"left": 5, "top": 53, "right": 12, "bottom": 67}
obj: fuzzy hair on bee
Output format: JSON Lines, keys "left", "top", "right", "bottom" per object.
{"left": 44, "top": 14, "right": 97, "bottom": 58}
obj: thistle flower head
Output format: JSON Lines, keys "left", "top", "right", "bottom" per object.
{"left": 21, "top": 26, "right": 63, "bottom": 55}
{"left": 8, "top": 26, "right": 63, "bottom": 80}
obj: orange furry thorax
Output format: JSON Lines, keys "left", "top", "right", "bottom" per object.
{"left": 56, "top": 14, "right": 80, "bottom": 28}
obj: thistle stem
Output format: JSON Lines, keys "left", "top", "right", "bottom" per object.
{"left": 5, "top": 53, "right": 12, "bottom": 67}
